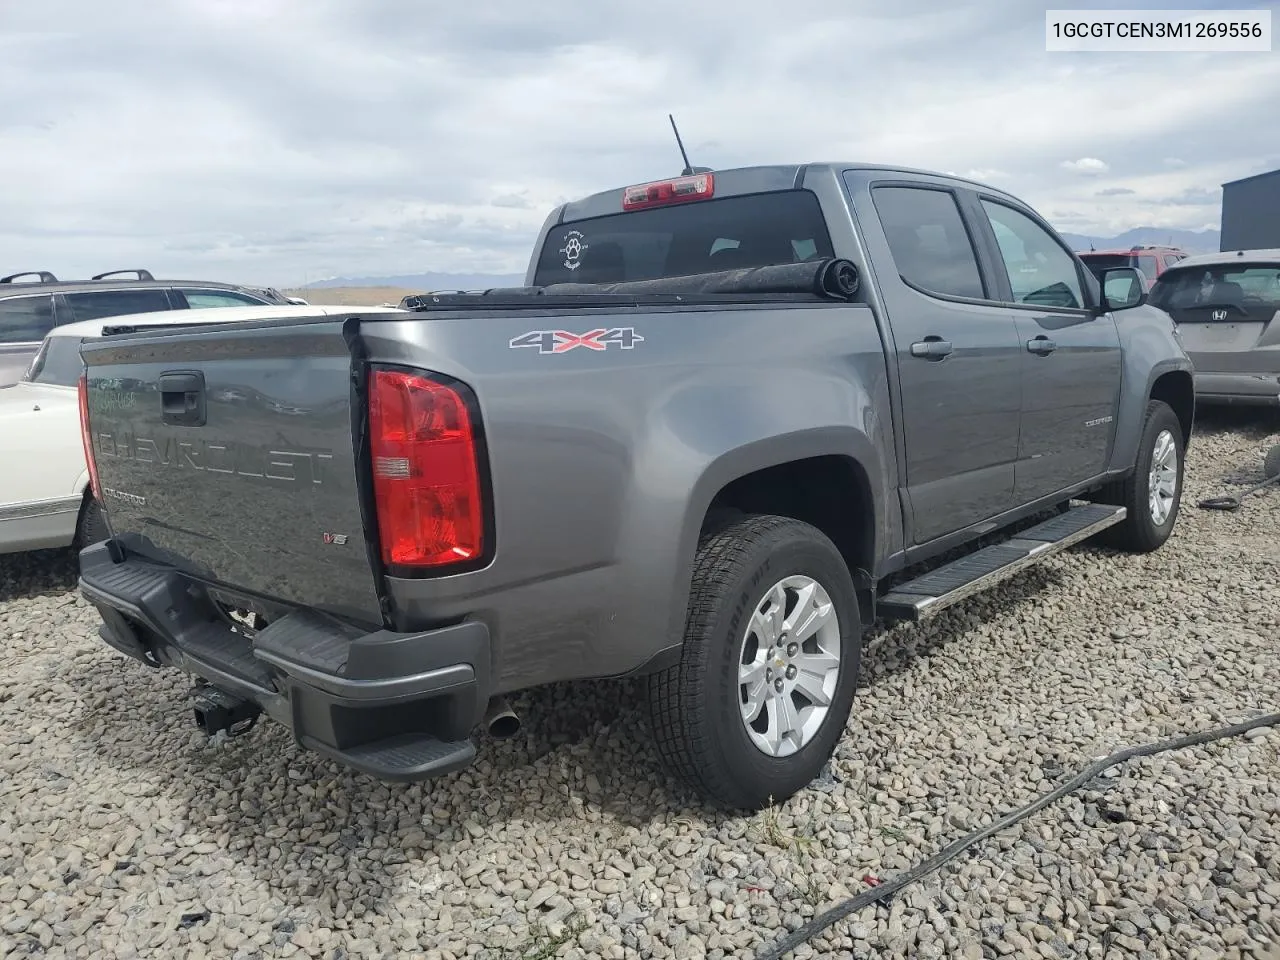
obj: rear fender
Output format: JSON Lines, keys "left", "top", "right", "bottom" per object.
{"left": 630, "top": 378, "right": 889, "bottom": 649}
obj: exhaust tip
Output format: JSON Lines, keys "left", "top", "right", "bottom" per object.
{"left": 488, "top": 712, "right": 521, "bottom": 739}
{"left": 483, "top": 697, "right": 521, "bottom": 739}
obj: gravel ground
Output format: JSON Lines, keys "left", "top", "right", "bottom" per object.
{"left": 2, "top": 409, "right": 1278, "bottom": 960}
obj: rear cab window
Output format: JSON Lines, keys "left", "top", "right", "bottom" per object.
{"left": 1079, "top": 254, "right": 1136, "bottom": 277}
{"left": 531, "top": 190, "right": 835, "bottom": 286}
{"left": 0, "top": 294, "right": 55, "bottom": 343}
{"left": 1079, "top": 253, "right": 1159, "bottom": 287}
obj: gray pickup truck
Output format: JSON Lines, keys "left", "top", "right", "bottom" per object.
{"left": 75, "top": 163, "right": 1193, "bottom": 809}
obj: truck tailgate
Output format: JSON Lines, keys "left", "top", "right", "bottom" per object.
{"left": 81, "top": 319, "right": 384, "bottom": 625}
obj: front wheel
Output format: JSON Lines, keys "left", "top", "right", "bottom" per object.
{"left": 1094, "top": 400, "right": 1184, "bottom": 553}
{"left": 647, "top": 514, "right": 861, "bottom": 810}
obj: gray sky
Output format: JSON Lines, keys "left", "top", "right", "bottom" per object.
{"left": 1, "top": 0, "right": 1277, "bottom": 286}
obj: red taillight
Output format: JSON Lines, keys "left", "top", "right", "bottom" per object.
{"left": 77, "top": 374, "right": 102, "bottom": 502}
{"left": 622, "top": 172, "right": 714, "bottom": 211}
{"left": 368, "top": 369, "right": 484, "bottom": 569}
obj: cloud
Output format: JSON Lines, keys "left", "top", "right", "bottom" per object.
{"left": 1158, "top": 186, "right": 1222, "bottom": 207}
{"left": 963, "top": 169, "right": 1012, "bottom": 183}
{"left": 1097, "top": 187, "right": 1136, "bottom": 196}
{"left": 1061, "top": 158, "right": 1110, "bottom": 176}
{"left": 0, "top": 0, "right": 1277, "bottom": 285}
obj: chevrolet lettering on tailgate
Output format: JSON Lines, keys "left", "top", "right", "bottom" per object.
{"left": 93, "top": 433, "right": 334, "bottom": 485}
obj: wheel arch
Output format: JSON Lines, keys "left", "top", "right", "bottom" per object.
{"left": 1149, "top": 368, "right": 1194, "bottom": 447}
{"left": 677, "top": 428, "right": 883, "bottom": 627}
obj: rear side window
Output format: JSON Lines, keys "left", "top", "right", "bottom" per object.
{"left": 64, "top": 289, "right": 172, "bottom": 322}
{"left": 872, "top": 186, "right": 985, "bottom": 300}
{"left": 0, "top": 295, "right": 55, "bottom": 343}
{"left": 531, "top": 191, "right": 835, "bottom": 286}
{"left": 180, "top": 289, "right": 268, "bottom": 308}
{"left": 1136, "top": 256, "right": 1159, "bottom": 284}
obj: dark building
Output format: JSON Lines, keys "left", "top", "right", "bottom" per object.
{"left": 1220, "top": 167, "right": 1280, "bottom": 251}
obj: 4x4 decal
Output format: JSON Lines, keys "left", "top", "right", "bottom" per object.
{"left": 509, "top": 328, "right": 644, "bottom": 354}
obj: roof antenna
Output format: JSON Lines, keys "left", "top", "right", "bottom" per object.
{"left": 669, "top": 113, "right": 695, "bottom": 176}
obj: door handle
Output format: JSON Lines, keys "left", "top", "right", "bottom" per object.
{"left": 159, "top": 370, "right": 206, "bottom": 426}
{"left": 910, "top": 337, "right": 953, "bottom": 360}
{"left": 1026, "top": 336, "right": 1057, "bottom": 356}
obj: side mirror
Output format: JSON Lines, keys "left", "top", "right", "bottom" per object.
{"left": 1098, "top": 267, "right": 1147, "bottom": 312}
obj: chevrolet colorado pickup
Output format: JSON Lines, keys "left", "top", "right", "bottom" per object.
{"left": 75, "top": 163, "right": 1193, "bottom": 810}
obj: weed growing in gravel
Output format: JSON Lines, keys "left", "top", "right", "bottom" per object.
{"left": 751, "top": 799, "right": 835, "bottom": 908}
{"left": 497, "top": 916, "right": 589, "bottom": 960}
{"left": 878, "top": 824, "right": 908, "bottom": 842}
{"left": 754, "top": 796, "right": 799, "bottom": 849}
{"left": 793, "top": 847, "right": 828, "bottom": 908}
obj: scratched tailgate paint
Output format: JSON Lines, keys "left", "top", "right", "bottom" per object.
{"left": 81, "top": 320, "right": 385, "bottom": 626}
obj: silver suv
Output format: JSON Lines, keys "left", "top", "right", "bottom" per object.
{"left": 1147, "top": 250, "right": 1280, "bottom": 407}
{"left": 0, "top": 269, "right": 292, "bottom": 386}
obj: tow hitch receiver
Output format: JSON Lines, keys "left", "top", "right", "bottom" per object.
{"left": 191, "top": 685, "right": 261, "bottom": 737}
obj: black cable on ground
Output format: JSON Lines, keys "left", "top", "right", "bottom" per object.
{"left": 1199, "top": 442, "right": 1280, "bottom": 511}
{"left": 1198, "top": 472, "right": 1280, "bottom": 511}
{"left": 753, "top": 711, "right": 1280, "bottom": 960}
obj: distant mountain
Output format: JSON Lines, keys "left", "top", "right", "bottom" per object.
{"left": 303, "top": 271, "right": 524, "bottom": 291}
{"left": 1058, "top": 227, "right": 1221, "bottom": 254}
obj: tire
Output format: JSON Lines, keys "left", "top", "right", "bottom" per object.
{"left": 73, "top": 496, "right": 110, "bottom": 550}
{"left": 1264, "top": 442, "right": 1280, "bottom": 481}
{"left": 1094, "top": 400, "right": 1184, "bottom": 553}
{"left": 647, "top": 514, "right": 861, "bottom": 810}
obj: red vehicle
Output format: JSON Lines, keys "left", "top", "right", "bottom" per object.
{"left": 1078, "top": 245, "right": 1189, "bottom": 290}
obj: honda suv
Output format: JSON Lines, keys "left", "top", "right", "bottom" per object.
{"left": 0, "top": 269, "right": 291, "bottom": 386}
{"left": 1147, "top": 249, "right": 1280, "bottom": 407}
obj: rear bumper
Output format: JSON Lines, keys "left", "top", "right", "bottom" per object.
{"left": 1193, "top": 372, "right": 1280, "bottom": 407}
{"left": 77, "top": 540, "right": 491, "bottom": 781}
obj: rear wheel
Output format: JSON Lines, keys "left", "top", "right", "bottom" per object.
{"left": 73, "top": 495, "right": 110, "bottom": 550}
{"left": 1094, "top": 400, "right": 1184, "bottom": 553}
{"left": 647, "top": 514, "right": 861, "bottom": 810}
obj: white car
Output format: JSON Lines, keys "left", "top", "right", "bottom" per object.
{"left": 0, "top": 303, "right": 403, "bottom": 555}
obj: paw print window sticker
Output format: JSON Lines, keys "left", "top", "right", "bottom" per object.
{"left": 559, "top": 230, "right": 589, "bottom": 271}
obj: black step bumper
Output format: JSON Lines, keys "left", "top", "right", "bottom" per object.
{"left": 77, "top": 541, "right": 489, "bottom": 781}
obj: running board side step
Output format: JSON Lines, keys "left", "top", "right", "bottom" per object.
{"left": 878, "top": 503, "right": 1126, "bottom": 622}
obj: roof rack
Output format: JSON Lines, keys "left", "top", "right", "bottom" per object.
{"left": 0, "top": 271, "right": 58, "bottom": 284}
{"left": 92, "top": 269, "right": 155, "bottom": 281}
